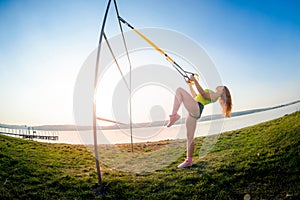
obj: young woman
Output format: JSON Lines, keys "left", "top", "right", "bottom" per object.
{"left": 167, "top": 75, "right": 232, "bottom": 168}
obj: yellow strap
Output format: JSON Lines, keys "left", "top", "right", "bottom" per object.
{"left": 133, "top": 29, "right": 174, "bottom": 63}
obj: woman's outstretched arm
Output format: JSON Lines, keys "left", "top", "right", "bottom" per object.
{"left": 190, "top": 75, "right": 222, "bottom": 102}
{"left": 190, "top": 75, "right": 208, "bottom": 97}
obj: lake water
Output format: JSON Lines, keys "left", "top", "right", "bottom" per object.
{"left": 39, "top": 102, "right": 300, "bottom": 145}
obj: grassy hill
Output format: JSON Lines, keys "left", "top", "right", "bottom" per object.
{"left": 1, "top": 111, "right": 299, "bottom": 199}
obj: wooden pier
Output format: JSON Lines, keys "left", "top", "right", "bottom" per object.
{"left": 0, "top": 127, "right": 59, "bottom": 141}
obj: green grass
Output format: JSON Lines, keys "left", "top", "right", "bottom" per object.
{"left": 1, "top": 111, "right": 299, "bottom": 199}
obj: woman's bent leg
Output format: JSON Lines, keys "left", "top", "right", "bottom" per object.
{"left": 171, "top": 87, "right": 200, "bottom": 116}
{"left": 168, "top": 87, "right": 200, "bottom": 127}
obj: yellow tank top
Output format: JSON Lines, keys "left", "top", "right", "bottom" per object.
{"left": 194, "top": 89, "right": 214, "bottom": 105}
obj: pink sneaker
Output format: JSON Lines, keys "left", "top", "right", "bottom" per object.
{"left": 167, "top": 114, "right": 180, "bottom": 127}
{"left": 177, "top": 159, "right": 193, "bottom": 168}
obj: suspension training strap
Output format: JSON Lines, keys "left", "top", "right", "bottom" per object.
{"left": 118, "top": 16, "right": 194, "bottom": 82}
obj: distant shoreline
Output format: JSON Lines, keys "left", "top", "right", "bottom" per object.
{"left": 1, "top": 100, "right": 299, "bottom": 131}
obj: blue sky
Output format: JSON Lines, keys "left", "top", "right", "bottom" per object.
{"left": 0, "top": 0, "right": 299, "bottom": 125}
